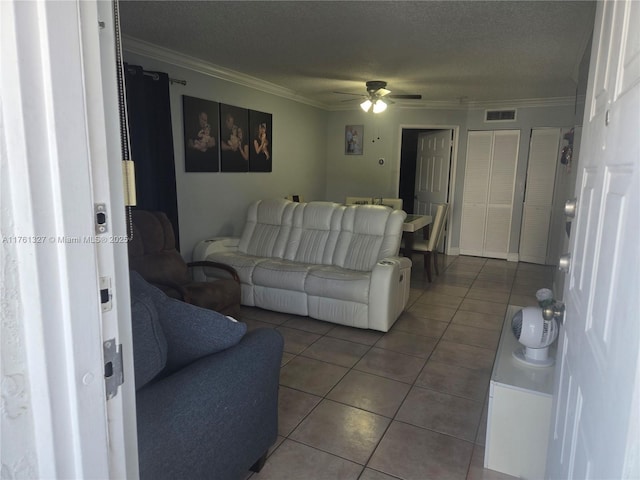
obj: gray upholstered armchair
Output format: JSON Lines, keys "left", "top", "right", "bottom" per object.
{"left": 129, "top": 271, "right": 283, "bottom": 479}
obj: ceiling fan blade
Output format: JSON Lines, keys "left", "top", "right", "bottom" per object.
{"left": 333, "top": 91, "right": 363, "bottom": 96}
{"left": 377, "top": 88, "right": 391, "bottom": 97}
{"left": 388, "top": 94, "right": 422, "bottom": 100}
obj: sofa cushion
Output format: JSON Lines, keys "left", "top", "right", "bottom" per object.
{"left": 305, "top": 265, "right": 371, "bottom": 303}
{"left": 130, "top": 271, "right": 247, "bottom": 371}
{"left": 253, "top": 259, "right": 311, "bottom": 291}
{"left": 130, "top": 292, "right": 168, "bottom": 390}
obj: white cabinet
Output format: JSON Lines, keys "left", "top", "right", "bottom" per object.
{"left": 460, "top": 130, "right": 520, "bottom": 259}
{"left": 485, "top": 305, "right": 556, "bottom": 479}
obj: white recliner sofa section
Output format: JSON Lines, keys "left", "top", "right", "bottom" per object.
{"left": 193, "top": 198, "right": 412, "bottom": 332}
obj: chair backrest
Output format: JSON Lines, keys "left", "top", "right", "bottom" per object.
{"left": 284, "top": 202, "right": 345, "bottom": 264}
{"left": 427, "top": 203, "right": 449, "bottom": 251}
{"left": 345, "top": 196, "right": 372, "bottom": 205}
{"left": 128, "top": 210, "right": 190, "bottom": 285}
{"left": 379, "top": 198, "right": 403, "bottom": 210}
{"left": 334, "top": 205, "right": 406, "bottom": 271}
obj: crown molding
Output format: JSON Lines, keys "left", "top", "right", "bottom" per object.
{"left": 330, "top": 96, "right": 576, "bottom": 112}
{"left": 122, "top": 36, "right": 327, "bottom": 109}
{"left": 465, "top": 96, "right": 576, "bottom": 109}
{"left": 123, "top": 36, "right": 576, "bottom": 113}
{"left": 329, "top": 100, "right": 468, "bottom": 111}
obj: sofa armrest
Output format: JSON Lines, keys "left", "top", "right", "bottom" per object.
{"left": 193, "top": 237, "right": 240, "bottom": 260}
{"left": 368, "top": 256, "right": 412, "bottom": 332}
{"left": 136, "top": 328, "right": 284, "bottom": 480}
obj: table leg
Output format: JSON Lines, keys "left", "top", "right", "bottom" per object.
{"left": 403, "top": 231, "right": 415, "bottom": 259}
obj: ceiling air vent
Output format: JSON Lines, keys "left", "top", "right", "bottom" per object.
{"left": 485, "top": 109, "right": 517, "bottom": 122}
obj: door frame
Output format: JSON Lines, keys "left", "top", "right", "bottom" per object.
{"left": 397, "top": 124, "right": 459, "bottom": 255}
{"left": 1, "top": 1, "right": 137, "bottom": 477}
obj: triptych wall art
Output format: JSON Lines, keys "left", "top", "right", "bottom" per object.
{"left": 183, "top": 95, "right": 272, "bottom": 173}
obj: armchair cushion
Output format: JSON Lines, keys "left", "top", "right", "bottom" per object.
{"left": 130, "top": 271, "right": 247, "bottom": 372}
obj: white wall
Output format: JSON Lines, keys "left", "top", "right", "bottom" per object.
{"left": 123, "top": 50, "right": 328, "bottom": 259}
{"left": 464, "top": 104, "right": 576, "bottom": 256}
{"left": 326, "top": 103, "right": 576, "bottom": 257}
{"left": 325, "top": 107, "right": 467, "bottom": 203}
{"left": 123, "top": 41, "right": 580, "bottom": 262}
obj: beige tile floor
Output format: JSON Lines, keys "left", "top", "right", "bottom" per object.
{"left": 242, "top": 254, "right": 554, "bottom": 480}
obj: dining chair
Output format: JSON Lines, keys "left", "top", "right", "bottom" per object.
{"left": 411, "top": 203, "right": 449, "bottom": 282}
{"left": 345, "top": 196, "right": 373, "bottom": 205}
{"left": 379, "top": 198, "right": 403, "bottom": 210}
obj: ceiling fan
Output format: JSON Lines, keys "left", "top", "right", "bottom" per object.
{"left": 335, "top": 80, "right": 422, "bottom": 113}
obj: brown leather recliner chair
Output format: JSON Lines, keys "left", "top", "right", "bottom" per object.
{"left": 128, "top": 210, "right": 241, "bottom": 318}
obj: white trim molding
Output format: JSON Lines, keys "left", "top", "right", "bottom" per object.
{"left": 123, "top": 36, "right": 580, "bottom": 113}
{"left": 123, "top": 35, "right": 326, "bottom": 109}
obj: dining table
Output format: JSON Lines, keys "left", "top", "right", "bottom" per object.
{"left": 402, "top": 214, "right": 433, "bottom": 258}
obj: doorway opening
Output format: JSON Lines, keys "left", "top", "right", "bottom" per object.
{"left": 398, "top": 126, "right": 458, "bottom": 252}
{"left": 398, "top": 128, "right": 456, "bottom": 213}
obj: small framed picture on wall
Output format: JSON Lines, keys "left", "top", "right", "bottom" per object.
{"left": 345, "top": 125, "right": 364, "bottom": 155}
{"left": 183, "top": 95, "right": 220, "bottom": 172}
{"left": 249, "top": 110, "right": 272, "bottom": 172}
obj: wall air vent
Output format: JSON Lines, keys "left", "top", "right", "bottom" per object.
{"left": 485, "top": 109, "right": 517, "bottom": 122}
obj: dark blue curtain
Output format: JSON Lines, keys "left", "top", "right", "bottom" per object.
{"left": 124, "top": 64, "right": 180, "bottom": 249}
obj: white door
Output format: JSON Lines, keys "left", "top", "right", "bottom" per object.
{"left": 519, "top": 128, "right": 562, "bottom": 264}
{"left": 546, "top": 2, "right": 640, "bottom": 479}
{"left": 414, "top": 130, "right": 452, "bottom": 217}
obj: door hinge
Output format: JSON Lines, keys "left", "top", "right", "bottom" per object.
{"left": 104, "top": 339, "right": 124, "bottom": 400}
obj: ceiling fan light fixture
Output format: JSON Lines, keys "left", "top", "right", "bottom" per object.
{"left": 360, "top": 99, "right": 373, "bottom": 112}
{"left": 373, "top": 99, "right": 387, "bottom": 113}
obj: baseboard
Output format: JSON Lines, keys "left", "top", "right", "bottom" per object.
{"left": 448, "top": 247, "right": 460, "bottom": 256}
{"left": 507, "top": 253, "right": 520, "bottom": 262}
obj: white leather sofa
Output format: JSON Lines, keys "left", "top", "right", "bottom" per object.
{"left": 193, "top": 199, "right": 412, "bottom": 332}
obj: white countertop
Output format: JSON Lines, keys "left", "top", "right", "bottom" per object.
{"left": 491, "top": 305, "right": 557, "bottom": 396}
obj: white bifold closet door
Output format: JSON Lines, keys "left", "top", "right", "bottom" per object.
{"left": 518, "top": 128, "right": 562, "bottom": 264}
{"left": 460, "top": 130, "right": 520, "bottom": 259}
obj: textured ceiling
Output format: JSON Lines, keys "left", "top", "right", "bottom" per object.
{"left": 119, "top": 0, "right": 596, "bottom": 108}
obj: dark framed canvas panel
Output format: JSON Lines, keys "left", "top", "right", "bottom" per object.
{"left": 183, "top": 95, "right": 220, "bottom": 172}
{"left": 249, "top": 110, "right": 272, "bottom": 172}
{"left": 220, "top": 103, "right": 250, "bottom": 172}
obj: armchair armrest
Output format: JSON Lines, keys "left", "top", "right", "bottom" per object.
{"left": 144, "top": 278, "right": 192, "bottom": 302}
{"left": 187, "top": 260, "right": 240, "bottom": 283}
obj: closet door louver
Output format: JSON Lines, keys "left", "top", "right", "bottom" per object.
{"left": 460, "top": 130, "right": 520, "bottom": 259}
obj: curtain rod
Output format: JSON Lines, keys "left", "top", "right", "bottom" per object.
{"left": 141, "top": 70, "right": 187, "bottom": 86}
